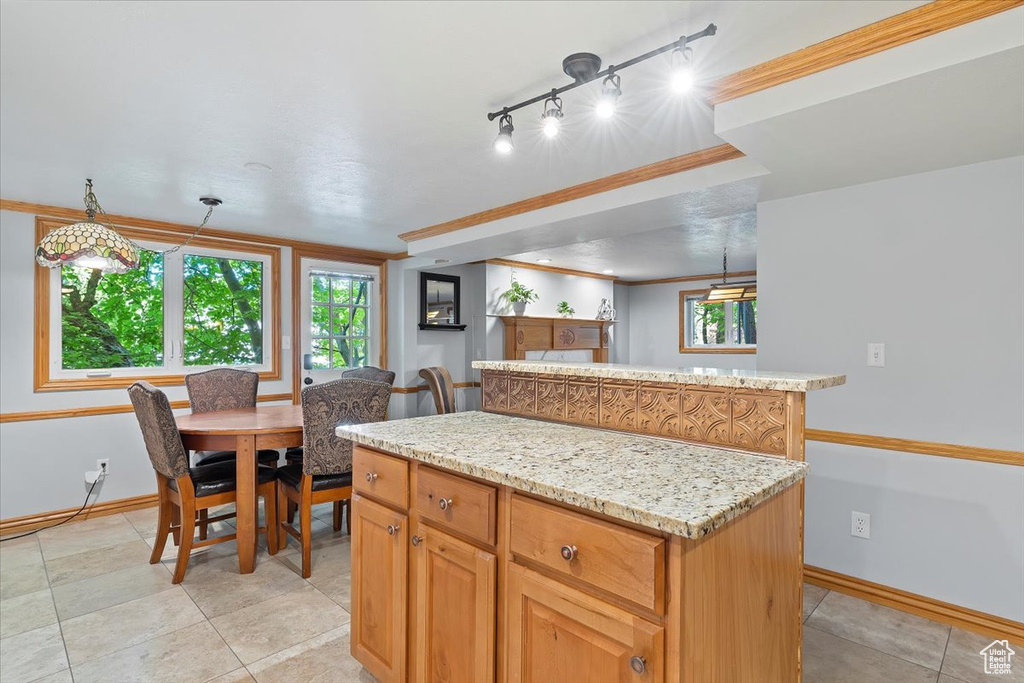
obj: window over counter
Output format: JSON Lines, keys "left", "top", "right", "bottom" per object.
{"left": 308, "top": 271, "right": 374, "bottom": 369}
{"left": 36, "top": 217, "right": 281, "bottom": 391}
{"left": 678, "top": 288, "right": 756, "bottom": 354}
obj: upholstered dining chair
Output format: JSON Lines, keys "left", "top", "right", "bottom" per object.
{"left": 277, "top": 377, "right": 392, "bottom": 578}
{"left": 419, "top": 366, "right": 456, "bottom": 415}
{"left": 128, "top": 381, "right": 278, "bottom": 583}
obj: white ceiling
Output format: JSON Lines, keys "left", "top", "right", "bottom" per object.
{"left": 0, "top": 1, "right": 923, "bottom": 251}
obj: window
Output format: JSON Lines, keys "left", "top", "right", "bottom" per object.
{"left": 38, "top": 217, "right": 281, "bottom": 390}
{"left": 309, "top": 271, "right": 373, "bottom": 369}
{"left": 679, "top": 289, "right": 757, "bottom": 353}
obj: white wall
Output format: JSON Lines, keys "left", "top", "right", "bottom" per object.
{"left": 626, "top": 277, "right": 759, "bottom": 370}
{"left": 758, "top": 156, "right": 1024, "bottom": 621}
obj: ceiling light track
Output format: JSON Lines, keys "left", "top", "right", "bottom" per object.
{"left": 487, "top": 22, "right": 717, "bottom": 124}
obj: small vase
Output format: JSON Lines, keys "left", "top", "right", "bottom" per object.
{"left": 512, "top": 301, "right": 527, "bottom": 316}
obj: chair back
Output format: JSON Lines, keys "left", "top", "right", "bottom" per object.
{"left": 128, "top": 381, "right": 190, "bottom": 479}
{"left": 302, "top": 378, "right": 391, "bottom": 476}
{"left": 342, "top": 366, "right": 396, "bottom": 386}
{"left": 185, "top": 368, "right": 259, "bottom": 413}
{"left": 419, "top": 366, "right": 456, "bottom": 415}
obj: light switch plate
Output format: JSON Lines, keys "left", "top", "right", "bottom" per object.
{"left": 867, "top": 343, "right": 885, "bottom": 367}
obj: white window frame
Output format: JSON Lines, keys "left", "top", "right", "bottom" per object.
{"left": 679, "top": 289, "right": 757, "bottom": 354}
{"left": 49, "top": 238, "right": 275, "bottom": 379}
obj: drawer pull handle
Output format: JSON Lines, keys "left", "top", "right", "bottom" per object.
{"left": 365, "top": 472, "right": 378, "bottom": 482}
{"left": 386, "top": 524, "right": 400, "bottom": 536}
{"left": 411, "top": 535, "right": 422, "bottom": 546}
{"left": 560, "top": 544, "right": 578, "bottom": 562}
{"left": 438, "top": 497, "right": 453, "bottom": 512}
{"left": 629, "top": 656, "right": 646, "bottom": 674}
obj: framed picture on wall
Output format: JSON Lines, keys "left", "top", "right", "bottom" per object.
{"left": 419, "top": 271, "right": 467, "bottom": 331}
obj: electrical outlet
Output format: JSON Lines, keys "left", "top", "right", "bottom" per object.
{"left": 867, "top": 343, "right": 885, "bottom": 367}
{"left": 97, "top": 458, "right": 110, "bottom": 475}
{"left": 851, "top": 511, "right": 871, "bottom": 539}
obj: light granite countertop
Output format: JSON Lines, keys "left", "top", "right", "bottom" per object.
{"left": 472, "top": 360, "right": 845, "bottom": 392}
{"left": 338, "top": 411, "right": 807, "bottom": 539}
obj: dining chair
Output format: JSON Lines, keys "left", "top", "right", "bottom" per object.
{"left": 128, "top": 380, "right": 278, "bottom": 583}
{"left": 419, "top": 365, "right": 457, "bottom": 414}
{"left": 277, "top": 377, "right": 392, "bottom": 578}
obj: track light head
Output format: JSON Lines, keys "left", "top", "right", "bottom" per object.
{"left": 493, "top": 113, "right": 515, "bottom": 154}
{"left": 670, "top": 45, "right": 695, "bottom": 94}
{"left": 596, "top": 72, "right": 621, "bottom": 119}
{"left": 541, "top": 94, "right": 564, "bottom": 139}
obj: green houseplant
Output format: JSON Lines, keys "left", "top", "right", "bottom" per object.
{"left": 556, "top": 300, "right": 575, "bottom": 318}
{"left": 502, "top": 280, "right": 538, "bottom": 316}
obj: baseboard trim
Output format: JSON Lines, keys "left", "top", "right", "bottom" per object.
{"left": 0, "top": 492, "right": 159, "bottom": 536}
{"left": 804, "top": 564, "right": 1024, "bottom": 645}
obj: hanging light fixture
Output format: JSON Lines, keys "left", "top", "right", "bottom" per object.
{"left": 35, "top": 179, "right": 221, "bottom": 273}
{"left": 493, "top": 112, "right": 515, "bottom": 154}
{"left": 595, "top": 72, "right": 621, "bottom": 119}
{"left": 670, "top": 44, "right": 695, "bottom": 94}
{"left": 703, "top": 247, "right": 756, "bottom": 303}
{"left": 540, "top": 92, "right": 564, "bottom": 138}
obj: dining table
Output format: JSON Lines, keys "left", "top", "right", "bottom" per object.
{"left": 176, "top": 404, "right": 303, "bottom": 574}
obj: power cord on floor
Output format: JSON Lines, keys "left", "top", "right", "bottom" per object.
{"left": 0, "top": 476, "right": 102, "bottom": 542}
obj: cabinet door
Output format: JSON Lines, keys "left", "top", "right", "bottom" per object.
{"left": 412, "top": 525, "right": 496, "bottom": 683}
{"left": 506, "top": 564, "right": 664, "bottom": 683}
{"left": 351, "top": 493, "right": 408, "bottom": 683}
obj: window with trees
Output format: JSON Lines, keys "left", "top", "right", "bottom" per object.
{"left": 309, "top": 271, "right": 373, "bottom": 369}
{"left": 46, "top": 230, "right": 277, "bottom": 386}
{"left": 679, "top": 289, "right": 757, "bottom": 353}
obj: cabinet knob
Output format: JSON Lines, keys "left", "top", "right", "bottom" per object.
{"left": 411, "top": 535, "right": 422, "bottom": 546}
{"left": 560, "top": 544, "right": 578, "bottom": 562}
{"left": 629, "top": 656, "right": 646, "bottom": 674}
{"left": 438, "top": 497, "right": 453, "bottom": 512}
{"left": 386, "top": 524, "right": 400, "bottom": 536}
{"left": 365, "top": 472, "right": 378, "bottom": 482}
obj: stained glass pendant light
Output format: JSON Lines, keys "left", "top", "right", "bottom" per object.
{"left": 704, "top": 247, "right": 757, "bottom": 303}
{"left": 35, "top": 179, "right": 140, "bottom": 273}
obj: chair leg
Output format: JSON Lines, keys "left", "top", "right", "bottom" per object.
{"left": 276, "top": 481, "right": 288, "bottom": 552}
{"left": 300, "top": 491, "right": 313, "bottom": 580}
{"left": 287, "top": 500, "right": 297, "bottom": 525}
{"left": 198, "top": 509, "right": 209, "bottom": 541}
{"left": 150, "top": 496, "right": 173, "bottom": 564}
{"left": 333, "top": 500, "right": 342, "bottom": 532}
{"left": 173, "top": 498, "right": 196, "bottom": 584}
{"left": 344, "top": 499, "right": 351, "bottom": 535}
{"left": 171, "top": 503, "right": 181, "bottom": 546}
{"left": 263, "top": 482, "right": 278, "bottom": 556}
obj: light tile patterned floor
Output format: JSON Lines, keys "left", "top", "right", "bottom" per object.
{"left": 0, "top": 507, "right": 1017, "bottom": 682}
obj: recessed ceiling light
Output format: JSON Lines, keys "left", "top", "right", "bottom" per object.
{"left": 602, "top": 269, "right": 614, "bottom": 274}
{"left": 537, "top": 259, "right": 552, "bottom": 264}
{"left": 243, "top": 162, "right": 273, "bottom": 173}
{"left": 434, "top": 259, "right": 450, "bottom": 264}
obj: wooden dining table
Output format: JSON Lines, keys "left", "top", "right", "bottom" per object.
{"left": 176, "top": 404, "right": 303, "bottom": 574}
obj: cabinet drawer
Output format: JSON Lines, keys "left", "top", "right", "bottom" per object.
{"left": 509, "top": 495, "right": 665, "bottom": 613}
{"left": 353, "top": 447, "right": 409, "bottom": 510}
{"left": 415, "top": 467, "right": 497, "bottom": 546}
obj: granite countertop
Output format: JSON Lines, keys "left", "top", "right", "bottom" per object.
{"left": 338, "top": 411, "right": 808, "bottom": 539}
{"left": 472, "top": 360, "right": 846, "bottom": 392}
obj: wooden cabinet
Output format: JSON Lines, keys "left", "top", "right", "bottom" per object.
{"left": 505, "top": 563, "right": 664, "bottom": 683}
{"left": 411, "top": 525, "right": 497, "bottom": 683}
{"left": 351, "top": 493, "right": 408, "bottom": 683}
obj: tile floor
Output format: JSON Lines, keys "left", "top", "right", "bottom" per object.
{"left": 1, "top": 507, "right": 1018, "bottom": 683}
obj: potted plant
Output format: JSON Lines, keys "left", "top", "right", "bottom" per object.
{"left": 556, "top": 301, "right": 575, "bottom": 318}
{"left": 502, "top": 280, "right": 538, "bottom": 316}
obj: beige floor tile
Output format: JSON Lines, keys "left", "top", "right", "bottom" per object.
{"left": 803, "top": 583, "right": 828, "bottom": 621}
{"left": 940, "top": 628, "right": 1024, "bottom": 683}
{"left": 51, "top": 562, "right": 172, "bottom": 620}
{"left": 277, "top": 533, "right": 351, "bottom": 577}
{"left": 61, "top": 586, "right": 206, "bottom": 665}
{"left": 938, "top": 676, "right": 969, "bottom": 683}
{"left": 44, "top": 538, "right": 154, "bottom": 587}
{"left": 207, "top": 669, "right": 256, "bottom": 683}
{"left": 38, "top": 514, "right": 142, "bottom": 561}
{"left": 310, "top": 570, "right": 351, "bottom": 612}
{"left": 175, "top": 550, "right": 308, "bottom": 619}
{"left": 803, "top": 625, "right": 940, "bottom": 683}
{"left": 0, "top": 541, "right": 49, "bottom": 601}
{"left": 26, "top": 669, "right": 74, "bottom": 683}
{"left": 210, "top": 585, "right": 349, "bottom": 665}
{"left": 123, "top": 506, "right": 160, "bottom": 537}
{"left": 0, "top": 588, "right": 57, "bottom": 639}
{"left": 71, "top": 621, "right": 241, "bottom": 683}
{"left": 806, "top": 591, "right": 950, "bottom": 670}
{"left": 247, "top": 624, "right": 374, "bottom": 683}
{"left": 0, "top": 623, "right": 69, "bottom": 683}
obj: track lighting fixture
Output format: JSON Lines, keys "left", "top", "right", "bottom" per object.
{"left": 486, "top": 23, "right": 716, "bottom": 150}
{"left": 670, "top": 45, "right": 695, "bottom": 94}
{"left": 541, "top": 93, "right": 564, "bottom": 138}
{"left": 595, "top": 73, "right": 621, "bottom": 120}
{"left": 493, "top": 112, "right": 514, "bottom": 154}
